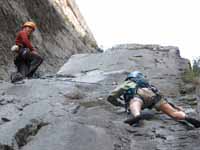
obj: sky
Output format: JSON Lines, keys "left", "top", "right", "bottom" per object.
{"left": 76, "top": 0, "right": 200, "bottom": 62}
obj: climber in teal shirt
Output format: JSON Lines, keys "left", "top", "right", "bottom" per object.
{"left": 107, "top": 71, "right": 200, "bottom": 128}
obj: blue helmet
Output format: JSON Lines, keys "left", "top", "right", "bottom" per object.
{"left": 127, "top": 71, "right": 145, "bottom": 80}
{"left": 127, "top": 71, "right": 148, "bottom": 87}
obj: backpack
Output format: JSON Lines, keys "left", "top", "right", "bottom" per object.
{"left": 123, "top": 79, "right": 160, "bottom": 111}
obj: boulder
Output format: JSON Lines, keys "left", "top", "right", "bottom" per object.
{"left": 58, "top": 44, "right": 190, "bottom": 96}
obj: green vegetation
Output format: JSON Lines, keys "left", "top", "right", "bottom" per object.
{"left": 90, "top": 40, "right": 98, "bottom": 49}
{"left": 182, "top": 57, "right": 200, "bottom": 84}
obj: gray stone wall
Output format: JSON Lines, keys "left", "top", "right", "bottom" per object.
{"left": 58, "top": 44, "right": 190, "bottom": 96}
{"left": 0, "top": 0, "right": 97, "bottom": 80}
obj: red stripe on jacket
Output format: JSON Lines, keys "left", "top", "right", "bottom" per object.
{"left": 15, "top": 30, "right": 35, "bottom": 51}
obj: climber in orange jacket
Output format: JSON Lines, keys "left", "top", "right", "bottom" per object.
{"left": 11, "top": 21, "right": 43, "bottom": 83}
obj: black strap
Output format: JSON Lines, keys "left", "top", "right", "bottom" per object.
{"left": 123, "top": 87, "right": 137, "bottom": 112}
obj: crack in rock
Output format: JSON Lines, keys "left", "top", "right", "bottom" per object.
{"left": 14, "top": 119, "right": 48, "bottom": 148}
{"left": 0, "top": 96, "right": 18, "bottom": 106}
{"left": 0, "top": 145, "right": 14, "bottom": 150}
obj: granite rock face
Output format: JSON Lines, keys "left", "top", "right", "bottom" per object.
{"left": 0, "top": 44, "right": 200, "bottom": 150}
{"left": 58, "top": 44, "right": 190, "bottom": 96}
{"left": 53, "top": 0, "right": 95, "bottom": 40}
{"left": 0, "top": 0, "right": 97, "bottom": 80}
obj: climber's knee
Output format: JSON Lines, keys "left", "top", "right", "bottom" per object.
{"left": 170, "top": 111, "right": 186, "bottom": 121}
{"left": 129, "top": 98, "right": 143, "bottom": 117}
{"left": 159, "top": 103, "right": 186, "bottom": 121}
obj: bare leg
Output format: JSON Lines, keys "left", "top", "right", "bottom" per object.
{"left": 159, "top": 102, "right": 200, "bottom": 128}
{"left": 159, "top": 103, "right": 186, "bottom": 120}
{"left": 129, "top": 98, "right": 143, "bottom": 117}
{"left": 124, "top": 98, "right": 143, "bottom": 125}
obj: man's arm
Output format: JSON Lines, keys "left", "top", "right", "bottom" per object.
{"left": 20, "top": 31, "right": 35, "bottom": 51}
{"left": 107, "top": 81, "right": 137, "bottom": 107}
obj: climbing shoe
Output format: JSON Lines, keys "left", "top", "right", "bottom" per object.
{"left": 124, "top": 116, "right": 141, "bottom": 126}
{"left": 10, "top": 72, "right": 24, "bottom": 83}
{"left": 185, "top": 117, "right": 200, "bottom": 128}
{"left": 107, "top": 95, "right": 124, "bottom": 107}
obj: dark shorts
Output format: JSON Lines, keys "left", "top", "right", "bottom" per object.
{"left": 14, "top": 48, "right": 43, "bottom": 77}
{"left": 130, "top": 95, "right": 167, "bottom": 110}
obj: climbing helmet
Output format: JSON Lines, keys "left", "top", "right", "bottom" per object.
{"left": 22, "top": 21, "right": 37, "bottom": 30}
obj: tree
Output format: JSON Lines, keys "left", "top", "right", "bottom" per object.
{"left": 193, "top": 57, "right": 200, "bottom": 76}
